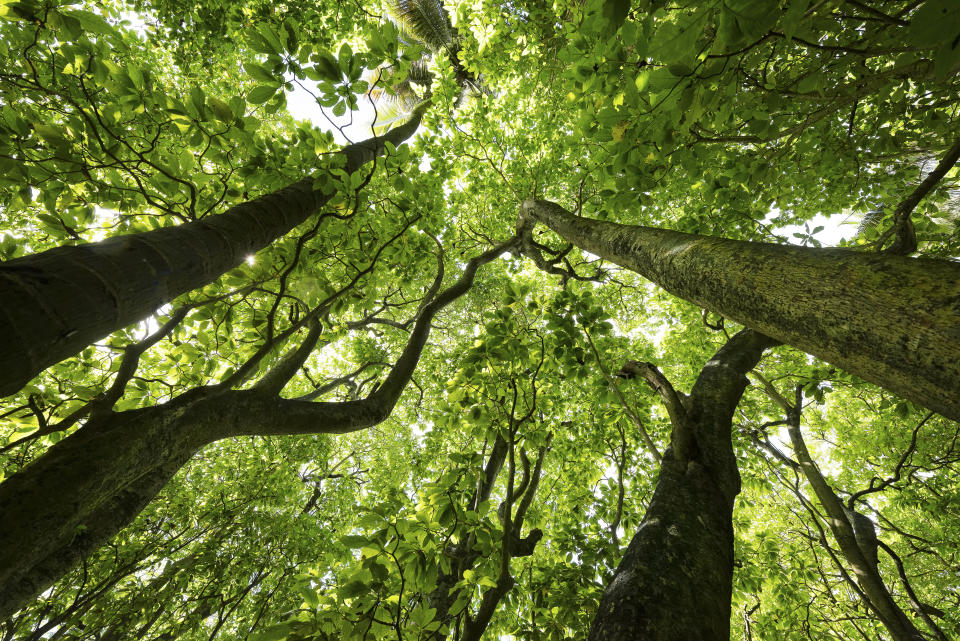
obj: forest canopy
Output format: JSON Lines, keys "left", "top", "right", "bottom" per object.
{"left": 1, "top": 0, "right": 959, "bottom": 639}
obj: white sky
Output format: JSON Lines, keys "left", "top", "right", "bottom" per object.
{"left": 287, "top": 78, "right": 379, "bottom": 145}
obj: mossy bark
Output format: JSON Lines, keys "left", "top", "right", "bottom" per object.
{"left": 787, "top": 422, "right": 926, "bottom": 641}
{"left": 521, "top": 200, "right": 960, "bottom": 422}
{"left": 588, "top": 331, "right": 777, "bottom": 641}
{"left": 0, "top": 109, "right": 425, "bottom": 397}
{"left": 0, "top": 235, "right": 512, "bottom": 620}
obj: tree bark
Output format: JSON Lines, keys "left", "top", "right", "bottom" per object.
{"left": 0, "top": 236, "right": 515, "bottom": 620}
{"left": 785, "top": 406, "right": 926, "bottom": 641}
{"left": 588, "top": 330, "right": 777, "bottom": 641}
{"left": 519, "top": 199, "right": 960, "bottom": 421}
{"left": 0, "top": 105, "right": 427, "bottom": 397}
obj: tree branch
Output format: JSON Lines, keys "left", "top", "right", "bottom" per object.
{"left": 254, "top": 319, "right": 323, "bottom": 395}
{"left": 618, "top": 360, "right": 692, "bottom": 462}
{"left": 585, "top": 329, "right": 662, "bottom": 462}
{"left": 884, "top": 136, "right": 960, "bottom": 255}
{"left": 221, "top": 236, "right": 520, "bottom": 438}
{"left": 785, "top": 386, "right": 925, "bottom": 641}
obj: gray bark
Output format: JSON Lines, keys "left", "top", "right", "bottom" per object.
{"left": 588, "top": 330, "right": 777, "bottom": 641}
{"left": 519, "top": 199, "right": 960, "bottom": 421}
{"left": 0, "top": 106, "right": 427, "bottom": 397}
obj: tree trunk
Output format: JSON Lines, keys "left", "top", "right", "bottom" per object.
{"left": 786, "top": 414, "right": 926, "bottom": 641}
{"left": 0, "top": 107, "right": 426, "bottom": 397}
{"left": 520, "top": 200, "right": 960, "bottom": 422}
{"left": 0, "top": 236, "right": 513, "bottom": 620}
{"left": 0, "top": 385, "right": 414, "bottom": 621}
{"left": 588, "top": 330, "right": 777, "bottom": 641}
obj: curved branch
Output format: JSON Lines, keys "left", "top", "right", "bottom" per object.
{"left": 222, "top": 236, "right": 520, "bottom": 438}
{"left": 786, "top": 388, "right": 925, "bottom": 641}
{"left": 883, "top": 136, "right": 960, "bottom": 255}
{"left": 254, "top": 319, "right": 323, "bottom": 395}
{"left": 618, "top": 360, "right": 691, "bottom": 461}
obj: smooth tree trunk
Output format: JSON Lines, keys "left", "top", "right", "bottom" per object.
{"left": 0, "top": 236, "right": 515, "bottom": 620}
{"left": 0, "top": 106, "right": 427, "bottom": 397}
{"left": 588, "top": 330, "right": 777, "bottom": 641}
{"left": 785, "top": 409, "right": 927, "bottom": 641}
{"left": 519, "top": 200, "right": 960, "bottom": 422}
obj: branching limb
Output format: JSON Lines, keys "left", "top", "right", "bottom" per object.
{"left": 222, "top": 236, "right": 520, "bottom": 438}
{"left": 618, "top": 360, "right": 692, "bottom": 462}
{"left": 254, "top": 319, "right": 323, "bottom": 396}
{"left": 217, "top": 216, "right": 420, "bottom": 390}
{"left": 779, "top": 383, "right": 926, "bottom": 641}
{"left": 461, "top": 435, "right": 550, "bottom": 641}
{"left": 294, "top": 361, "right": 390, "bottom": 402}
{"left": 881, "top": 136, "right": 960, "bottom": 255}
{"left": 512, "top": 434, "right": 551, "bottom": 533}
{"left": 877, "top": 540, "right": 950, "bottom": 641}
{"left": 515, "top": 216, "right": 604, "bottom": 283}
{"left": 585, "top": 329, "right": 662, "bottom": 462}
{"left": 749, "top": 370, "right": 793, "bottom": 413}
{"left": 0, "top": 306, "right": 191, "bottom": 453}
{"left": 848, "top": 412, "right": 932, "bottom": 505}
{"left": 508, "top": 448, "right": 531, "bottom": 504}
{"left": 469, "top": 434, "right": 507, "bottom": 513}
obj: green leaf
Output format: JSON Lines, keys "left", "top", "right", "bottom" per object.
{"left": 127, "top": 65, "right": 144, "bottom": 91}
{"left": 244, "top": 62, "right": 276, "bottom": 83}
{"left": 601, "top": 0, "right": 629, "bottom": 34}
{"left": 340, "top": 534, "right": 368, "bottom": 547}
{"left": 649, "top": 10, "right": 707, "bottom": 64}
{"left": 189, "top": 86, "right": 205, "bottom": 115}
{"left": 247, "top": 84, "right": 279, "bottom": 104}
{"left": 299, "top": 585, "right": 320, "bottom": 608}
{"left": 934, "top": 41, "right": 960, "bottom": 80}
{"left": 338, "top": 43, "right": 354, "bottom": 73}
{"left": 313, "top": 52, "right": 341, "bottom": 82}
{"left": 339, "top": 580, "right": 368, "bottom": 599}
{"left": 720, "top": 0, "right": 778, "bottom": 47}
{"left": 247, "top": 31, "right": 274, "bottom": 55}
{"left": 208, "top": 97, "right": 234, "bottom": 122}
{"left": 63, "top": 9, "right": 116, "bottom": 36}
{"left": 256, "top": 24, "right": 284, "bottom": 55}
{"left": 781, "top": 0, "right": 809, "bottom": 41}
{"left": 250, "top": 622, "right": 292, "bottom": 641}
{"left": 908, "top": 0, "right": 960, "bottom": 47}
{"left": 368, "top": 560, "right": 388, "bottom": 581}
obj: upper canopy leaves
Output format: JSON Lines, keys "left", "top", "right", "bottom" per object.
{"left": 1, "top": 0, "right": 959, "bottom": 639}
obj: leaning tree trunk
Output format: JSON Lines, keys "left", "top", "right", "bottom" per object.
{"left": 0, "top": 236, "right": 512, "bottom": 620}
{"left": 0, "top": 106, "right": 427, "bottom": 398}
{"left": 588, "top": 330, "right": 777, "bottom": 641}
{"left": 519, "top": 200, "right": 960, "bottom": 422}
{"left": 785, "top": 411, "right": 928, "bottom": 641}
{"left": 0, "top": 387, "right": 396, "bottom": 623}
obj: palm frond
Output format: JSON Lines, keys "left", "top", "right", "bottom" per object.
{"left": 365, "top": 60, "right": 432, "bottom": 104}
{"left": 364, "top": 62, "right": 430, "bottom": 132}
{"left": 857, "top": 207, "right": 886, "bottom": 236}
{"left": 384, "top": 0, "right": 453, "bottom": 52}
{"left": 405, "top": 58, "right": 433, "bottom": 86}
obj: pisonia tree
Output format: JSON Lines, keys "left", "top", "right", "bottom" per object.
{"left": 1, "top": 0, "right": 959, "bottom": 639}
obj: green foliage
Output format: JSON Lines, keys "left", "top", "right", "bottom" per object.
{"left": 2, "top": 0, "right": 960, "bottom": 639}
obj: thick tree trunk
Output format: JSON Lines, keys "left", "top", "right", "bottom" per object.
{"left": 0, "top": 395, "right": 207, "bottom": 623}
{"left": 786, "top": 415, "right": 926, "bottom": 641}
{"left": 588, "top": 330, "right": 777, "bottom": 641}
{"left": 0, "top": 382, "right": 409, "bottom": 622}
{"left": 0, "top": 107, "right": 426, "bottom": 397}
{"left": 0, "top": 236, "right": 514, "bottom": 620}
{"left": 520, "top": 200, "right": 960, "bottom": 422}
